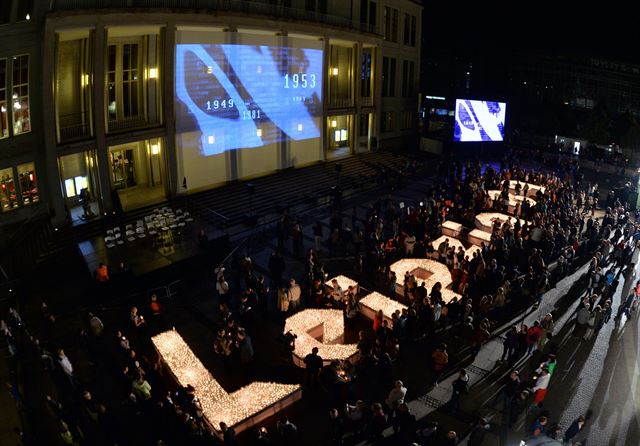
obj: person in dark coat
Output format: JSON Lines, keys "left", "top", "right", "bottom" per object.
{"left": 468, "top": 418, "right": 489, "bottom": 446}
{"left": 509, "top": 390, "right": 530, "bottom": 428}
{"left": 563, "top": 414, "right": 588, "bottom": 444}
{"left": 449, "top": 369, "right": 469, "bottom": 414}
{"left": 500, "top": 325, "right": 519, "bottom": 364}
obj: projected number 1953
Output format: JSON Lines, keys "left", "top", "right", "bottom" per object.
{"left": 284, "top": 73, "right": 316, "bottom": 89}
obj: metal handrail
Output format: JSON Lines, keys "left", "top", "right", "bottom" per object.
{"left": 203, "top": 206, "right": 229, "bottom": 222}
{"left": 182, "top": 196, "right": 229, "bottom": 233}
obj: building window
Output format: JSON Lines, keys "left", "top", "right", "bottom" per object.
{"left": 0, "top": 167, "right": 18, "bottom": 212}
{"left": 0, "top": 2, "right": 10, "bottom": 24}
{"left": 304, "top": 0, "right": 326, "bottom": 13}
{"left": 382, "top": 57, "right": 396, "bottom": 97}
{"left": 107, "top": 45, "right": 117, "bottom": 120}
{"left": 410, "top": 15, "right": 416, "bottom": 46}
{"left": 360, "top": 0, "right": 377, "bottom": 29}
{"left": 403, "top": 14, "right": 410, "bottom": 45}
{"left": 17, "top": 162, "right": 38, "bottom": 205}
{"left": 401, "top": 60, "right": 415, "bottom": 97}
{"left": 329, "top": 44, "right": 354, "bottom": 108}
{"left": 404, "top": 14, "right": 416, "bottom": 46}
{"left": 12, "top": 55, "right": 30, "bottom": 135}
{"left": 55, "top": 35, "right": 93, "bottom": 142}
{"left": 381, "top": 111, "right": 393, "bottom": 133}
{"left": 361, "top": 48, "right": 373, "bottom": 98}
{"left": 0, "top": 59, "right": 7, "bottom": 138}
{"left": 384, "top": 7, "right": 398, "bottom": 42}
{"left": 122, "top": 44, "right": 140, "bottom": 118}
{"left": 106, "top": 32, "right": 161, "bottom": 132}
{"left": 107, "top": 41, "right": 142, "bottom": 125}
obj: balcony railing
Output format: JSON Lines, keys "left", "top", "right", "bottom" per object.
{"left": 49, "top": 0, "right": 379, "bottom": 35}
{"left": 107, "top": 115, "right": 158, "bottom": 132}
{"left": 359, "top": 96, "right": 374, "bottom": 107}
{"left": 328, "top": 97, "right": 355, "bottom": 109}
{"left": 58, "top": 112, "right": 91, "bottom": 143}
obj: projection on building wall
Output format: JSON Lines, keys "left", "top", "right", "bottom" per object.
{"left": 176, "top": 44, "right": 323, "bottom": 156}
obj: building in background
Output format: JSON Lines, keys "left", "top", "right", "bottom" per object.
{"left": 0, "top": 0, "right": 421, "bottom": 228}
{"left": 420, "top": 51, "right": 640, "bottom": 155}
{"left": 0, "top": 0, "right": 43, "bottom": 226}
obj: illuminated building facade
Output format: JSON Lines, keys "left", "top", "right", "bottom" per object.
{"left": 0, "top": 0, "right": 421, "bottom": 227}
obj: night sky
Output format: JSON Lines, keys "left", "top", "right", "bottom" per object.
{"left": 422, "top": 2, "right": 640, "bottom": 64}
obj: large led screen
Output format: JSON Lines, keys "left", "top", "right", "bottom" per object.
{"left": 176, "top": 43, "right": 323, "bottom": 156}
{"left": 453, "top": 99, "right": 506, "bottom": 142}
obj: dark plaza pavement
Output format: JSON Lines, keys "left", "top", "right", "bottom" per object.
{"left": 2, "top": 160, "right": 640, "bottom": 446}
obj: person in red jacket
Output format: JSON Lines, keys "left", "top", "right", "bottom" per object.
{"left": 95, "top": 263, "right": 109, "bottom": 282}
{"left": 526, "top": 320, "right": 542, "bottom": 356}
{"left": 373, "top": 310, "right": 384, "bottom": 331}
{"left": 469, "top": 320, "right": 490, "bottom": 360}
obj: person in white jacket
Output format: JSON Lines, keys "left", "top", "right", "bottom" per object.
{"left": 288, "top": 279, "right": 302, "bottom": 312}
{"left": 57, "top": 349, "right": 76, "bottom": 387}
{"left": 404, "top": 234, "right": 416, "bottom": 256}
{"left": 385, "top": 380, "right": 407, "bottom": 412}
{"left": 531, "top": 367, "right": 550, "bottom": 407}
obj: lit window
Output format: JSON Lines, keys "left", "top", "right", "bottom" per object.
{"left": 17, "top": 162, "right": 38, "bottom": 205}
{"left": 0, "top": 59, "right": 7, "bottom": 138}
{"left": 0, "top": 167, "right": 18, "bottom": 211}
{"left": 65, "top": 179, "right": 76, "bottom": 198}
{"left": 75, "top": 176, "right": 88, "bottom": 192}
{"left": 12, "top": 55, "right": 30, "bottom": 135}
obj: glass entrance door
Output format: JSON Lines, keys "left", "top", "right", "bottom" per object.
{"left": 108, "top": 139, "right": 166, "bottom": 211}
{"left": 58, "top": 150, "right": 100, "bottom": 223}
{"left": 110, "top": 148, "right": 136, "bottom": 190}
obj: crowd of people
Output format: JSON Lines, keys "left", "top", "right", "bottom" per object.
{"left": 251, "top": 157, "right": 639, "bottom": 445}
{"left": 3, "top": 152, "right": 640, "bottom": 446}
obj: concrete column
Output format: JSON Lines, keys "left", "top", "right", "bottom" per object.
{"left": 9, "top": 0, "right": 18, "bottom": 22}
{"left": 353, "top": 42, "right": 362, "bottom": 153}
{"left": 162, "top": 21, "right": 178, "bottom": 197}
{"left": 321, "top": 36, "right": 329, "bottom": 161}
{"left": 42, "top": 28, "right": 67, "bottom": 226}
{"left": 224, "top": 28, "right": 239, "bottom": 181}
{"left": 147, "top": 35, "right": 158, "bottom": 125}
{"left": 93, "top": 24, "right": 112, "bottom": 212}
{"left": 372, "top": 44, "right": 383, "bottom": 150}
{"left": 278, "top": 32, "right": 289, "bottom": 169}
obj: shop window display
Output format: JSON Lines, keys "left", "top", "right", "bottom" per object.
{"left": 0, "top": 167, "right": 18, "bottom": 211}
{"left": 17, "top": 162, "right": 38, "bottom": 204}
